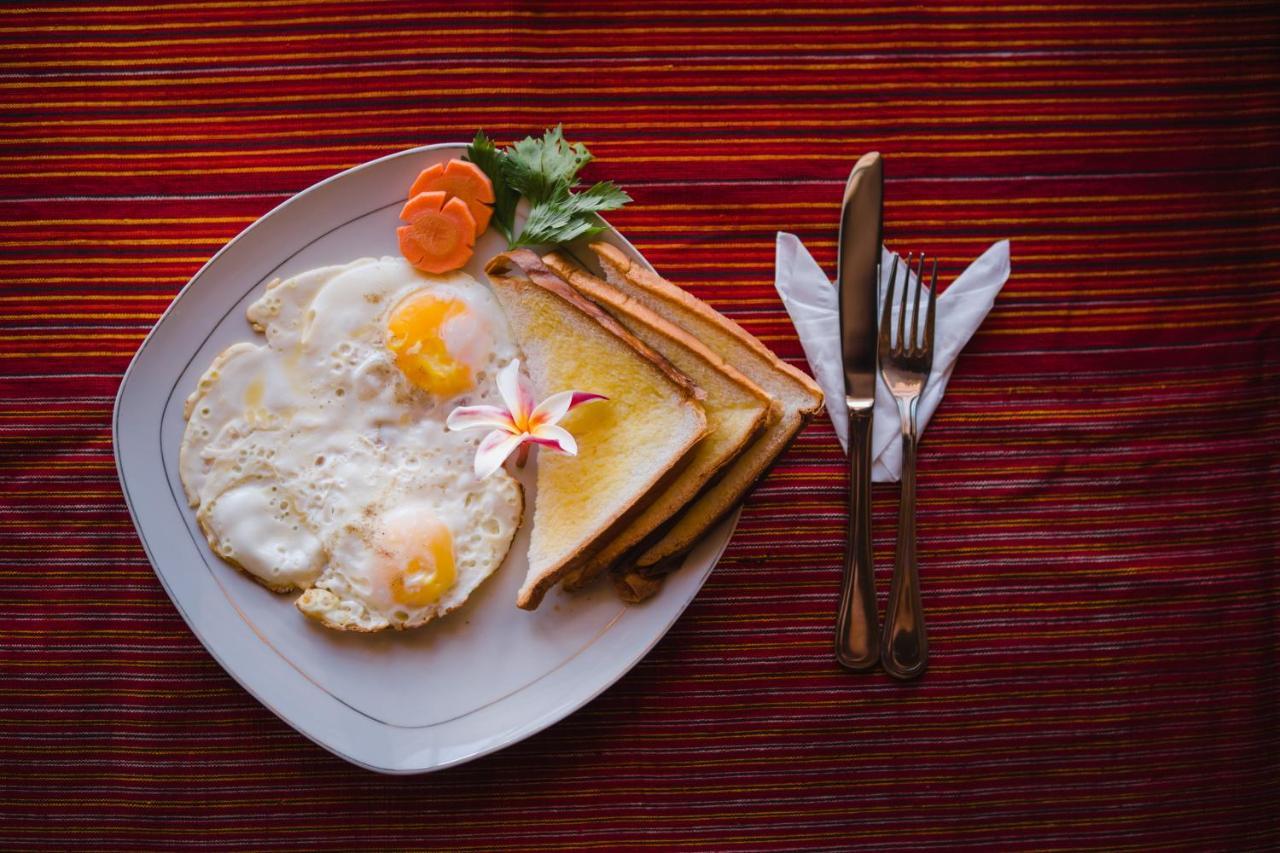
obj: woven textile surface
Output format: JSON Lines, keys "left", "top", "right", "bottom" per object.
{"left": 1, "top": 1, "right": 1277, "bottom": 848}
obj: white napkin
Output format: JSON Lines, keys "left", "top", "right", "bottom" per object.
{"left": 775, "top": 234, "right": 1011, "bottom": 481}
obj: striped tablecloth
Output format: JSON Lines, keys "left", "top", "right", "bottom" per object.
{"left": 3, "top": 2, "right": 1277, "bottom": 849}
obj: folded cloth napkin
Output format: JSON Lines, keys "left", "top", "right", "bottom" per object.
{"left": 774, "top": 234, "right": 1011, "bottom": 481}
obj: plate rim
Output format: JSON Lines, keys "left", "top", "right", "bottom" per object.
{"left": 112, "top": 142, "right": 739, "bottom": 774}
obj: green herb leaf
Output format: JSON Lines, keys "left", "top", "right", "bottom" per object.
{"left": 556, "top": 181, "right": 632, "bottom": 215}
{"left": 464, "top": 129, "right": 518, "bottom": 242}
{"left": 503, "top": 124, "right": 593, "bottom": 205}
{"left": 467, "top": 125, "right": 630, "bottom": 250}
{"left": 510, "top": 208, "right": 590, "bottom": 248}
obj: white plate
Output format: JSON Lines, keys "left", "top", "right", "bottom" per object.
{"left": 113, "top": 143, "right": 737, "bottom": 774}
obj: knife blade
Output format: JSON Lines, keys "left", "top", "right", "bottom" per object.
{"left": 834, "top": 151, "right": 882, "bottom": 671}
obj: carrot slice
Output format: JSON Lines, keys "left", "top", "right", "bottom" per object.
{"left": 408, "top": 162, "right": 445, "bottom": 194}
{"left": 397, "top": 190, "right": 477, "bottom": 274}
{"left": 408, "top": 159, "right": 494, "bottom": 234}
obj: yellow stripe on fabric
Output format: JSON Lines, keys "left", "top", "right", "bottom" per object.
{"left": 0, "top": 333, "right": 142, "bottom": 340}
{"left": 1, "top": 736, "right": 1269, "bottom": 775}
{"left": 6, "top": 14, "right": 1274, "bottom": 37}
{"left": 0, "top": 291, "right": 180, "bottom": 296}
{"left": 7, "top": 142, "right": 1278, "bottom": 179}
{"left": 8, "top": 41, "right": 1280, "bottom": 69}
{"left": 16, "top": 75, "right": 1280, "bottom": 108}
{"left": 0, "top": 217, "right": 251, "bottom": 226}
{"left": 0, "top": 194, "right": 1272, "bottom": 217}
{"left": 0, "top": 409, "right": 115, "bottom": 415}
{"left": 9, "top": 128, "right": 1277, "bottom": 162}
{"left": 0, "top": 54, "right": 1266, "bottom": 90}
{"left": 24, "top": 107, "right": 1262, "bottom": 141}
{"left": 0, "top": 241, "right": 227, "bottom": 249}
{"left": 639, "top": 189, "right": 1280, "bottom": 208}
{"left": 2, "top": 91, "right": 1268, "bottom": 126}
{"left": 0, "top": 352, "right": 131, "bottom": 358}
{"left": 2, "top": 0, "right": 1269, "bottom": 16}
{"left": 0, "top": 258, "right": 207, "bottom": 264}
{"left": 0, "top": 1, "right": 1260, "bottom": 20}
{"left": 0, "top": 312, "right": 161, "bottom": 319}
{"left": 7, "top": 39, "right": 1270, "bottom": 73}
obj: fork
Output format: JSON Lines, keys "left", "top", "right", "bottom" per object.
{"left": 878, "top": 252, "right": 937, "bottom": 680}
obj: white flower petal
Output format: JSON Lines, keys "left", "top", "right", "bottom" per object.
{"left": 495, "top": 359, "right": 523, "bottom": 415}
{"left": 496, "top": 358, "right": 535, "bottom": 424}
{"left": 516, "top": 373, "right": 538, "bottom": 418}
{"left": 446, "top": 404, "right": 517, "bottom": 433}
{"left": 530, "top": 390, "right": 608, "bottom": 429}
{"left": 529, "top": 423, "right": 578, "bottom": 456}
{"left": 528, "top": 390, "right": 576, "bottom": 427}
{"left": 474, "top": 429, "right": 526, "bottom": 479}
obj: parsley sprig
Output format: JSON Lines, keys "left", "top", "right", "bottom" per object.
{"left": 465, "top": 126, "right": 631, "bottom": 250}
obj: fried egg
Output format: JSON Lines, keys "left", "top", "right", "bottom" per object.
{"left": 180, "top": 257, "right": 523, "bottom": 632}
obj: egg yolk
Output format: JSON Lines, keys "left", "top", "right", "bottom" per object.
{"left": 383, "top": 515, "right": 457, "bottom": 607}
{"left": 385, "top": 291, "right": 474, "bottom": 397}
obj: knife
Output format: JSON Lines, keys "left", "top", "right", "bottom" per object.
{"left": 834, "top": 151, "right": 882, "bottom": 671}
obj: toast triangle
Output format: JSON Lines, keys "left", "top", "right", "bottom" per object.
{"left": 484, "top": 249, "right": 707, "bottom": 610}
{"left": 542, "top": 251, "right": 773, "bottom": 590}
{"left": 587, "top": 242, "right": 824, "bottom": 575}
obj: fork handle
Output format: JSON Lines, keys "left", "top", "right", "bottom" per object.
{"left": 882, "top": 397, "right": 928, "bottom": 680}
{"left": 835, "top": 408, "right": 879, "bottom": 670}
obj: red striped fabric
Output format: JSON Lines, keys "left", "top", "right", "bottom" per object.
{"left": 2, "top": 1, "right": 1277, "bottom": 848}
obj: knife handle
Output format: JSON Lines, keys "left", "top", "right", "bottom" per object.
{"left": 835, "top": 409, "right": 879, "bottom": 670}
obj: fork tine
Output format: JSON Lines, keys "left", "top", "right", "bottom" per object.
{"left": 910, "top": 254, "right": 925, "bottom": 355}
{"left": 915, "top": 255, "right": 928, "bottom": 349}
{"left": 914, "top": 255, "right": 926, "bottom": 346}
{"left": 924, "top": 256, "right": 938, "bottom": 361}
{"left": 879, "top": 253, "right": 898, "bottom": 354}
{"left": 896, "top": 253, "right": 911, "bottom": 354}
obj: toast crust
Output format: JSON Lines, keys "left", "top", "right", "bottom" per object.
{"left": 485, "top": 249, "right": 707, "bottom": 610}
{"left": 614, "top": 568, "right": 663, "bottom": 604}
{"left": 488, "top": 250, "right": 704, "bottom": 403}
{"left": 591, "top": 242, "right": 823, "bottom": 413}
{"left": 543, "top": 252, "right": 773, "bottom": 415}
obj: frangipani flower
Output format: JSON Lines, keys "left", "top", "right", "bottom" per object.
{"left": 446, "top": 358, "right": 607, "bottom": 478}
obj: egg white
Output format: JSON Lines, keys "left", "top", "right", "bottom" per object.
{"left": 180, "top": 257, "right": 523, "bottom": 631}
